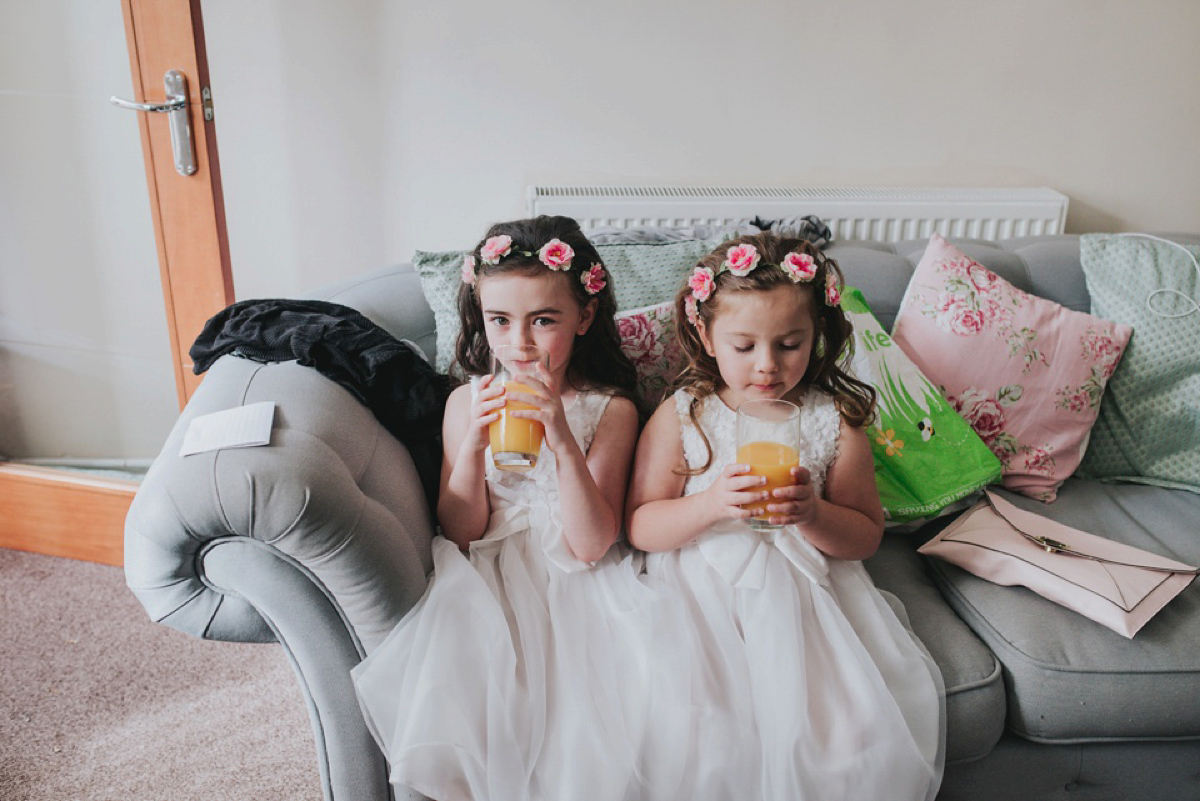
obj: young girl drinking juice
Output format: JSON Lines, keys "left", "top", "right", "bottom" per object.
{"left": 353, "top": 216, "right": 647, "bottom": 801}
{"left": 626, "top": 233, "right": 946, "bottom": 801}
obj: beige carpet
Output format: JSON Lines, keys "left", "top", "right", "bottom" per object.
{"left": 0, "top": 548, "right": 320, "bottom": 801}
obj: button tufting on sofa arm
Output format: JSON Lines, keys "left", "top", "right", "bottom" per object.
{"left": 124, "top": 355, "right": 435, "bottom": 651}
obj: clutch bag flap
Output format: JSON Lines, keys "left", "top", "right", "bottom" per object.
{"left": 919, "top": 490, "right": 1197, "bottom": 637}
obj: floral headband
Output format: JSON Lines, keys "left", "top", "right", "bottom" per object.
{"left": 461, "top": 234, "right": 607, "bottom": 295}
{"left": 683, "top": 243, "right": 842, "bottom": 325}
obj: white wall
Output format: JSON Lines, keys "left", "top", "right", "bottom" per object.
{"left": 203, "top": 0, "right": 387, "bottom": 301}
{"left": 0, "top": 1, "right": 176, "bottom": 460}
{"left": 4, "top": 0, "right": 1199, "bottom": 459}
{"left": 208, "top": 0, "right": 1200, "bottom": 287}
{"left": 371, "top": 0, "right": 1200, "bottom": 257}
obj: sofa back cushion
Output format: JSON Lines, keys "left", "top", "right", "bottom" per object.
{"left": 1077, "top": 234, "right": 1200, "bottom": 493}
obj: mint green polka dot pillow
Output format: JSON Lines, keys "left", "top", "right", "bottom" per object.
{"left": 414, "top": 238, "right": 724, "bottom": 373}
{"left": 1077, "top": 234, "right": 1200, "bottom": 492}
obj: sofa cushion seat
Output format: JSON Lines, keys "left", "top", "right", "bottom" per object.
{"left": 865, "top": 536, "right": 1007, "bottom": 763}
{"left": 922, "top": 479, "right": 1200, "bottom": 744}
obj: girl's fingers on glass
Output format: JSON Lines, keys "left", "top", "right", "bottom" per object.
{"left": 733, "top": 475, "right": 767, "bottom": 491}
{"left": 733, "top": 490, "right": 769, "bottom": 506}
{"left": 532, "top": 362, "right": 555, "bottom": 386}
{"left": 505, "top": 389, "right": 546, "bottom": 406}
{"left": 478, "top": 398, "right": 506, "bottom": 415}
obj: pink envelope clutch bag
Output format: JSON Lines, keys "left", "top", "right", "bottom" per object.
{"left": 919, "top": 490, "right": 1198, "bottom": 638}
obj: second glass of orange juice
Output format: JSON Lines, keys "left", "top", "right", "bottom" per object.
{"left": 735, "top": 399, "right": 801, "bottom": 530}
{"left": 489, "top": 345, "right": 547, "bottom": 471}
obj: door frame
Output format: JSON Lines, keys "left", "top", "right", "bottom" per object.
{"left": 0, "top": 0, "right": 232, "bottom": 567}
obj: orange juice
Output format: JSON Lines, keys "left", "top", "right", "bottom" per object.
{"left": 737, "top": 441, "right": 800, "bottom": 520}
{"left": 489, "top": 381, "right": 544, "bottom": 470}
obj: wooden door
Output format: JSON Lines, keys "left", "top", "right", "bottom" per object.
{"left": 0, "top": 0, "right": 232, "bottom": 567}
{"left": 121, "top": 0, "right": 234, "bottom": 406}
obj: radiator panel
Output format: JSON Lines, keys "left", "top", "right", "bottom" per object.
{"left": 527, "top": 186, "right": 1069, "bottom": 242}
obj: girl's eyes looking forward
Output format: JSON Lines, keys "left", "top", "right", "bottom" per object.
{"left": 485, "top": 315, "right": 558, "bottom": 328}
{"left": 732, "top": 340, "right": 804, "bottom": 354}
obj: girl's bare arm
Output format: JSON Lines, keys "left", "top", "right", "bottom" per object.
{"left": 789, "top": 419, "right": 884, "bottom": 561}
{"left": 625, "top": 400, "right": 765, "bottom": 553}
{"left": 437, "top": 382, "right": 500, "bottom": 548}
{"left": 554, "top": 395, "right": 640, "bottom": 562}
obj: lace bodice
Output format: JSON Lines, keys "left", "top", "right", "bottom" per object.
{"left": 468, "top": 381, "right": 614, "bottom": 571}
{"left": 676, "top": 388, "right": 841, "bottom": 500}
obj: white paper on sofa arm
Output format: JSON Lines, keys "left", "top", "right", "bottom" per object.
{"left": 179, "top": 401, "right": 276, "bottom": 457}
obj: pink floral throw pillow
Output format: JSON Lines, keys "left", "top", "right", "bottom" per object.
{"left": 615, "top": 301, "right": 685, "bottom": 410}
{"left": 892, "top": 234, "right": 1132, "bottom": 501}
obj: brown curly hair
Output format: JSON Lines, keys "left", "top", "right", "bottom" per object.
{"left": 672, "top": 232, "right": 876, "bottom": 474}
{"left": 453, "top": 215, "right": 638, "bottom": 403}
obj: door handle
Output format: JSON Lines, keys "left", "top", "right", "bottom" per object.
{"left": 111, "top": 69, "right": 196, "bottom": 176}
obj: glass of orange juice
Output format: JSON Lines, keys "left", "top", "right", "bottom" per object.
{"left": 488, "top": 344, "right": 547, "bottom": 471}
{"left": 735, "top": 399, "right": 801, "bottom": 530}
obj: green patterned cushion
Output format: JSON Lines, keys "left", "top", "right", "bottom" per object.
{"left": 414, "top": 238, "right": 723, "bottom": 373}
{"left": 1077, "top": 234, "right": 1200, "bottom": 492}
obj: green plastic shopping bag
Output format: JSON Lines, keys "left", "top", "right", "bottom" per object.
{"left": 842, "top": 287, "right": 1002, "bottom": 524}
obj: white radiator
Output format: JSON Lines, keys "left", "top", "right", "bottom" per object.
{"left": 527, "top": 186, "right": 1069, "bottom": 242}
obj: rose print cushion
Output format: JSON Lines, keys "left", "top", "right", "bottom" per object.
{"left": 892, "top": 233, "right": 1132, "bottom": 501}
{"left": 615, "top": 301, "right": 685, "bottom": 410}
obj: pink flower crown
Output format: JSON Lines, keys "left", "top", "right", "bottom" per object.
{"left": 683, "top": 243, "right": 841, "bottom": 325}
{"left": 461, "top": 235, "right": 607, "bottom": 295}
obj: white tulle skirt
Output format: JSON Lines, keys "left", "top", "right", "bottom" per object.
{"left": 352, "top": 531, "right": 655, "bottom": 801}
{"left": 635, "top": 525, "right": 946, "bottom": 801}
{"left": 354, "top": 518, "right": 944, "bottom": 801}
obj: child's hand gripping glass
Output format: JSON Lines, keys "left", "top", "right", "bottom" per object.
{"left": 494, "top": 361, "right": 579, "bottom": 466}
{"left": 488, "top": 344, "right": 549, "bottom": 471}
{"left": 735, "top": 399, "right": 811, "bottom": 529}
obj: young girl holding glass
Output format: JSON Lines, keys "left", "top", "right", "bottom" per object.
{"left": 353, "top": 216, "right": 648, "bottom": 801}
{"left": 626, "top": 233, "right": 945, "bottom": 801}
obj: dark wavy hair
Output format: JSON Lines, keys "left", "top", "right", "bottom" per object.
{"left": 453, "top": 215, "right": 637, "bottom": 403}
{"left": 673, "top": 232, "right": 876, "bottom": 474}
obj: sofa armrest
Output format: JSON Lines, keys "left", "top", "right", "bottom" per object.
{"left": 124, "top": 355, "right": 437, "bottom": 801}
{"left": 125, "top": 354, "right": 434, "bottom": 650}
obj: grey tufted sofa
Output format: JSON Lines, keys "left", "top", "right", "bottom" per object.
{"left": 124, "top": 234, "right": 1200, "bottom": 801}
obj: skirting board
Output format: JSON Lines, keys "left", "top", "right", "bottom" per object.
{"left": 0, "top": 463, "right": 133, "bottom": 567}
